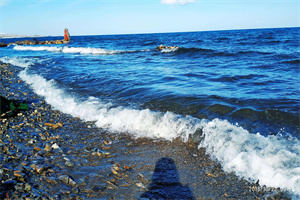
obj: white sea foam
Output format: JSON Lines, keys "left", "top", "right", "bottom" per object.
{"left": 19, "top": 68, "right": 203, "bottom": 140}
{"left": 161, "top": 47, "right": 179, "bottom": 53}
{"left": 2, "top": 56, "right": 299, "bottom": 197}
{"left": 199, "top": 119, "right": 300, "bottom": 196}
{"left": 0, "top": 56, "right": 34, "bottom": 68}
{"left": 13, "top": 45, "right": 132, "bottom": 55}
{"left": 14, "top": 46, "right": 61, "bottom": 52}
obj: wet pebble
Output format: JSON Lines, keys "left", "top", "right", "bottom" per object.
{"left": 59, "top": 175, "right": 77, "bottom": 187}
{"left": 35, "top": 164, "right": 44, "bottom": 173}
{"left": 65, "top": 161, "right": 75, "bottom": 167}
{"left": 92, "top": 185, "right": 106, "bottom": 192}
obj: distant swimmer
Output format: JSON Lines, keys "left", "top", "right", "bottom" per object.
{"left": 64, "top": 28, "right": 70, "bottom": 42}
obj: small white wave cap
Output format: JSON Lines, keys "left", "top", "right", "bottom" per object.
{"left": 14, "top": 45, "right": 126, "bottom": 55}
{"left": 161, "top": 47, "right": 179, "bottom": 53}
{"left": 0, "top": 56, "right": 34, "bottom": 68}
{"left": 14, "top": 45, "right": 61, "bottom": 52}
{"left": 199, "top": 118, "right": 300, "bottom": 195}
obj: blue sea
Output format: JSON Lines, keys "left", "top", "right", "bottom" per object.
{"left": 1, "top": 27, "right": 300, "bottom": 196}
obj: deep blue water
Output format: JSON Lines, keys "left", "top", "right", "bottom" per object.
{"left": 2, "top": 28, "right": 299, "bottom": 137}
{"left": 1, "top": 27, "right": 300, "bottom": 195}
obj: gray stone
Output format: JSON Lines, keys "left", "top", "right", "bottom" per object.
{"left": 58, "top": 175, "right": 76, "bottom": 187}
{"left": 65, "top": 161, "right": 75, "bottom": 167}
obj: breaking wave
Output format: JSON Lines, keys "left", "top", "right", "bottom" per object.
{"left": 200, "top": 119, "right": 300, "bottom": 196}
{"left": 13, "top": 45, "right": 137, "bottom": 55}
{"left": 0, "top": 56, "right": 35, "bottom": 68}
{"left": 2, "top": 56, "right": 300, "bottom": 197}
{"left": 160, "top": 47, "right": 276, "bottom": 58}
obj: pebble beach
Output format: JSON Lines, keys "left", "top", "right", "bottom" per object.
{"left": 0, "top": 61, "right": 291, "bottom": 199}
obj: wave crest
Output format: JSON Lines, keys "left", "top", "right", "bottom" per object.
{"left": 19, "top": 66, "right": 300, "bottom": 195}
{"left": 13, "top": 45, "right": 133, "bottom": 55}
{"left": 2, "top": 56, "right": 299, "bottom": 196}
{"left": 200, "top": 118, "right": 300, "bottom": 195}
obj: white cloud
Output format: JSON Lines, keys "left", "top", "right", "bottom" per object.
{"left": 161, "top": 0, "right": 195, "bottom": 5}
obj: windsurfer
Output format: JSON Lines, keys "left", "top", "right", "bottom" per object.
{"left": 64, "top": 28, "right": 70, "bottom": 42}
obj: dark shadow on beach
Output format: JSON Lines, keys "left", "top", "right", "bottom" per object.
{"left": 141, "top": 157, "right": 195, "bottom": 200}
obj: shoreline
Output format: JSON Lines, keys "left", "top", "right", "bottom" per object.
{"left": 0, "top": 62, "right": 291, "bottom": 199}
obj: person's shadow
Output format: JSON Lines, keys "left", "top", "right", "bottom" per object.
{"left": 141, "top": 157, "right": 195, "bottom": 200}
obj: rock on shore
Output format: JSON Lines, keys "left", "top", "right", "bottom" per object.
{"left": 0, "top": 42, "right": 7, "bottom": 47}
{"left": 6, "top": 39, "right": 68, "bottom": 46}
{"left": 0, "top": 39, "right": 68, "bottom": 48}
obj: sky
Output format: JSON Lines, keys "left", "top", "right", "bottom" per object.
{"left": 0, "top": 0, "right": 299, "bottom": 36}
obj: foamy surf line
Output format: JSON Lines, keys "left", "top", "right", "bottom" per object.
{"left": 13, "top": 45, "right": 135, "bottom": 55}
{"left": 200, "top": 119, "right": 300, "bottom": 197}
{"left": 19, "top": 70, "right": 300, "bottom": 196}
{"left": 2, "top": 57, "right": 300, "bottom": 197}
{"left": 0, "top": 56, "right": 36, "bottom": 68}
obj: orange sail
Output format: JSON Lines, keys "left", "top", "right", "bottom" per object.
{"left": 64, "top": 28, "right": 70, "bottom": 42}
